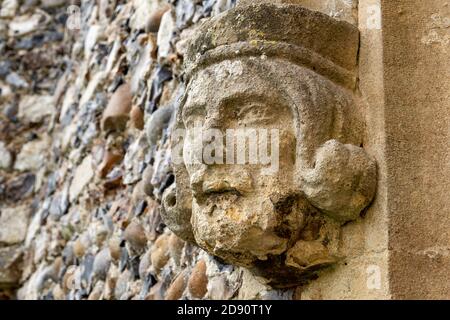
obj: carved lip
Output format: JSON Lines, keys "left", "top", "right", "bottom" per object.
{"left": 192, "top": 180, "right": 243, "bottom": 199}
{"left": 203, "top": 180, "right": 242, "bottom": 195}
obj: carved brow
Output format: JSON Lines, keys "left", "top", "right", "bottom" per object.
{"left": 182, "top": 103, "right": 206, "bottom": 122}
{"left": 218, "top": 94, "right": 284, "bottom": 119}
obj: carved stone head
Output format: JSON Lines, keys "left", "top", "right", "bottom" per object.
{"left": 160, "top": 3, "right": 377, "bottom": 287}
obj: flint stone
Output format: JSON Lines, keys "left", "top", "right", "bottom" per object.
{"left": 0, "top": 0, "right": 18, "bottom": 18}
{"left": 5, "top": 173, "right": 36, "bottom": 202}
{"left": 8, "top": 11, "right": 50, "bottom": 37}
{"left": 5, "top": 72, "right": 28, "bottom": 88}
{"left": 0, "top": 245, "right": 23, "bottom": 288}
{"left": 0, "top": 142, "right": 12, "bottom": 169}
{"left": 124, "top": 221, "right": 147, "bottom": 251}
{"left": 0, "top": 205, "right": 31, "bottom": 245}
{"left": 14, "top": 138, "right": 49, "bottom": 172}
{"left": 165, "top": 270, "right": 187, "bottom": 300}
{"left": 69, "top": 155, "right": 94, "bottom": 202}
{"left": 93, "top": 248, "right": 111, "bottom": 281}
{"left": 150, "top": 233, "right": 170, "bottom": 272}
{"left": 101, "top": 84, "right": 133, "bottom": 133}
{"left": 188, "top": 260, "right": 208, "bottom": 298}
{"left": 157, "top": 11, "right": 175, "bottom": 59}
{"left": 131, "top": 0, "right": 170, "bottom": 32}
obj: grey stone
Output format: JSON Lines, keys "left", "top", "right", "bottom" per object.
{"left": 93, "top": 248, "right": 111, "bottom": 281}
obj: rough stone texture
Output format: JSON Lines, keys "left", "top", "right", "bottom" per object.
{"left": 188, "top": 260, "right": 208, "bottom": 298}
{"left": 0, "top": 141, "right": 12, "bottom": 169}
{"left": 101, "top": 83, "right": 133, "bottom": 133}
{"left": 381, "top": 0, "right": 450, "bottom": 299}
{"left": 237, "top": 0, "right": 358, "bottom": 24}
{"left": 69, "top": 155, "right": 94, "bottom": 202}
{"left": 0, "top": 245, "right": 23, "bottom": 290}
{"left": 0, "top": 0, "right": 447, "bottom": 300}
{"left": 14, "top": 137, "right": 49, "bottom": 172}
{"left": 18, "top": 95, "right": 54, "bottom": 124}
{"left": 163, "top": 3, "right": 377, "bottom": 288}
{"left": 0, "top": 206, "right": 30, "bottom": 245}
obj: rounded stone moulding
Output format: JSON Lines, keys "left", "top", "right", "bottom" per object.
{"left": 160, "top": 3, "right": 377, "bottom": 288}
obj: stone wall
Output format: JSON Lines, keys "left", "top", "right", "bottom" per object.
{"left": 0, "top": 0, "right": 448, "bottom": 300}
{"left": 1, "top": 0, "right": 289, "bottom": 300}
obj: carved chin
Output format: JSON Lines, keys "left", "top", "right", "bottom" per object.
{"left": 191, "top": 198, "right": 288, "bottom": 266}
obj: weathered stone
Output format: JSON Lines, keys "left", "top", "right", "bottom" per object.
{"left": 130, "top": 105, "right": 144, "bottom": 130}
{"left": 93, "top": 248, "right": 111, "bottom": 281}
{"left": 108, "top": 236, "right": 122, "bottom": 262}
{"left": 84, "top": 24, "right": 103, "bottom": 59}
{"left": 40, "top": 0, "right": 65, "bottom": 8}
{"left": 285, "top": 240, "right": 336, "bottom": 270}
{"left": 88, "top": 280, "right": 105, "bottom": 300}
{"left": 0, "top": 206, "right": 30, "bottom": 245}
{"left": 73, "top": 238, "right": 85, "bottom": 259}
{"left": 5, "top": 173, "right": 35, "bottom": 201}
{"left": 157, "top": 11, "right": 175, "bottom": 59}
{"left": 150, "top": 233, "right": 170, "bottom": 272}
{"left": 48, "top": 190, "right": 69, "bottom": 220}
{"left": 147, "top": 5, "right": 171, "bottom": 33}
{"left": 98, "top": 149, "right": 123, "bottom": 179}
{"left": 62, "top": 265, "right": 77, "bottom": 293}
{"left": 165, "top": 270, "right": 187, "bottom": 300}
{"left": 0, "top": 141, "right": 12, "bottom": 169}
{"left": 18, "top": 95, "right": 54, "bottom": 124}
{"left": 69, "top": 155, "right": 94, "bottom": 202}
{"left": 142, "top": 164, "right": 154, "bottom": 197}
{"left": 131, "top": 0, "right": 170, "bottom": 32}
{"left": 33, "top": 231, "right": 49, "bottom": 264}
{"left": 162, "top": 3, "right": 377, "bottom": 287}
{"left": 0, "top": 245, "right": 23, "bottom": 289}
{"left": 123, "top": 221, "right": 147, "bottom": 251}
{"left": 14, "top": 138, "right": 49, "bottom": 172}
{"left": 101, "top": 84, "right": 133, "bottom": 133}
{"left": 168, "top": 233, "right": 184, "bottom": 265}
{"left": 4, "top": 0, "right": 447, "bottom": 302}
{"left": 102, "top": 267, "right": 116, "bottom": 299}
{"left": 138, "top": 249, "right": 152, "bottom": 280}
{"left": 8, "top": 11, "right": 50, "bottom": 37}
{"left": 114, "top": 269, "right": 131, "bottom": 299}
{"left": 145, "top": 280, "right": 164, "bottom": 300}
{"left": 52, "top": 284, "right": 65, "bottom": 300}
{"left": 206, "top": 275, "right": 232, "bottom": 300}
{"left": 0, "top": 0, "right": 18, "bottom": 18}
{"left": 188, "top": 260, "right": 208, "bottom": 298}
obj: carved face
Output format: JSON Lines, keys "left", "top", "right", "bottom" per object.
{"left": 161, "top": 57, "right": 377, "bottom": 287}
{"left": 181, "top": 59, "right": 302, "bottom": 265}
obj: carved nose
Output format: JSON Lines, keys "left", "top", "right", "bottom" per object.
{"left": 190, "top": 166, "right": 253, "bottom": 197}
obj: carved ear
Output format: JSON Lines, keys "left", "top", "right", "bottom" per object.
{"left": 301, "top": 139, "right": 377, "bottom": 222}
{"left": 161, "top": 182, "right": 196, "bottom": 244}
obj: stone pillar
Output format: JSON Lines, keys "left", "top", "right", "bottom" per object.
{"left": 300, "top": 0, "right": 449, "bottom": 299}
{"left": 381, "top": 0, "right": 450, "bottom": 299}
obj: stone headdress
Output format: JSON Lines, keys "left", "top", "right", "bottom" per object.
{"left": 184, "top": 3, "right": 359, "bottom": 89}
